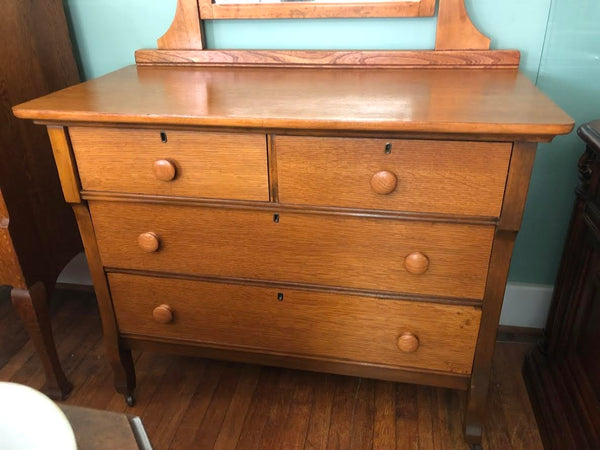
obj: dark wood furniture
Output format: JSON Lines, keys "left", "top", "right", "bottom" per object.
{"left": 523, "top": 120, "right": 600, "bottom": 449}
{"left": 0, "top": 0, "right": 82, "bottom": 399}
{"left": 59, "top": 405, "right": 152, "bottom": 450}
{"left": 13, "top": 0, "right": 573, "bottom": 446}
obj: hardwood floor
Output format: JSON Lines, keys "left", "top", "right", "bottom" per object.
{"left": 0, "top": 288, "right": 543, "bottom": 449}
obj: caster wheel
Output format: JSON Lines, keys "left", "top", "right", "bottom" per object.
{"left": 125, "top": 394, "right": 135, "bottom": 407}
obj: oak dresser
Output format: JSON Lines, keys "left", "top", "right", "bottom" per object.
{"left": 13, "top": 0, "right": 573, "bottom": 446}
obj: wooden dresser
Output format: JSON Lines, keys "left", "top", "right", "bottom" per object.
{"left": 523, "top": 120, "right": 600, "bottom": 449}
{"left": 13, "top": 0, "right": 573, "bottom": 446}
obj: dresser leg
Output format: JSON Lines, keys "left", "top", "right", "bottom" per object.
{"left": 463, "top": 231, "right": 518, "bottom": 446}
{"left": 108, "top": 347, "right": 136, "bottom": 403}
{"left": 10, "top": 282, "right": 73, "bottom": 400}
{"left": 69, "top": 203, "right": 137, "bottom": 403}
{"left": 464, "top": 383, "right": 484, "bottom": 445}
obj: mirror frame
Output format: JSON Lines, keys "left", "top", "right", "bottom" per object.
{"left": 138, "top": 0, "right": 521, "bottom": 70}
{"left": 198, "top": 0, "right": 436, "bottom": 19}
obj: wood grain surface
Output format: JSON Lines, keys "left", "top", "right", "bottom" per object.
{"left": 13, "top": 66, "right": 573, "bottom": 140}
{"left": 1, "top": 0, "right": 82, "bottom": 400}
{"left": 157, "top": 0, "right": 204, "bottom": 50}
{"left": 124, "top": 336, "right": 469, "bottom": 390}
{"left": 109, "top": 273, "right": 481, "bottom": 375}
{"left": 275, "top": 135, "right": 511, "bottom": 217}
{"left": 523, "top": 126, "right": 600, "bottom": 450}
{"left": 9, "top": 282, "right": 72, "bottom": 399}
{"left": 462, "top": 142, "right": 542, "bottom": 443}
{"left": 89, "top": 201, "right": 494, "bottom": 300}
{"left": 79, "top": 191, "right": 499, "bottom": 227}
{"left": 198, "top": 0, "right": 433, "bottom": 19}
{"left": 435, "top": 0, "right": 491, "bottom": 50}
{"left": 0, "top": 191, "right": 26, "bottom": 289}
{"left": 465, "top": 230, "right": 517, "bottom": 444}
{"left": 0, "top": 290, "right": 545, "bottom": 450}
{"left": 72, "top": 204, "right": 135, "bottom": 397}
{"left": 69, "top": 127, "right": 269, "bottom": 201}
{"left": 135, "top": 49, "right": 521, "bottom": 70}
{"left": 498, "top": 142, "right": 538, "bottom": 231}
{"left": 47, "top": 126, "right": 82, "bottom": 203}
{"left": 10, "top": 0, "right": 574, "bottom": 443}
{"left": 1, "top": 0, "right": 81, "bottom": 288}
{"left": 135, "top": 49, "right": 521, "bottom": 69}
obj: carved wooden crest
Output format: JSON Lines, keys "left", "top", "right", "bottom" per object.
{"left": 136, "top": 0, "right": 519, "bottom": 69}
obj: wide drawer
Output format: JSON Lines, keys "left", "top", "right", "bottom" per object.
{"left": 90, "top": 201, "right": 495, "bottom": 300}
{"left": 69, "top": 127, "right": 269, "bottom": 201}
{"left": 274, "top": 136, "right": 512, "bottom": 217}
{"left": 109, "top": 273, "right": 481, "bottom": 375}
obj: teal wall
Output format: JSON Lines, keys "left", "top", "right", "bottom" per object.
{"left": 64, "top": 0, "right": 600, "bottom": 285}
{"left": 508, "top": 0, "right": 600, "bottom": 283}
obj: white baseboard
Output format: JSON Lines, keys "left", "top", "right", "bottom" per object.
{"left": 57, "top": 253, "right": 554, "bottom": 329}
{"left": 499, "top": 282, "right": 554, "bottom": 328}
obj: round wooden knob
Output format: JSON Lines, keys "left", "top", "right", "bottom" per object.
{"left": 153, "top": 304, "right": 173, "bottom": 324}
{"left": 404, "top": 252, "right": 429, "bottom": 275}
{"left": 370, "top": 170, "right": 398, "bottom": 195}
{"left": 397, "top": 332, "right": 420, "bottom": 353}
{"left": 153, "top": 159, "right": 176, "bottom": 181}
{"left": 138, "top": 232, "right": 160, "bottom": 253}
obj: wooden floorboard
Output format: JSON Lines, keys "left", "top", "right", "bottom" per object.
{"left": 0, "top": 288, "right": 544, "bottom": 449}
{"left": 305, "top": 373, "right": 336, "bottom": 449}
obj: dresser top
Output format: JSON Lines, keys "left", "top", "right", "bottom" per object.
{"left": 14, "top": 65, "right": 573, "bottom": 141}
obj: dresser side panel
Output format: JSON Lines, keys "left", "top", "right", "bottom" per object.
{"left": 465, "top": 142, "right": 537, "bottom": 443}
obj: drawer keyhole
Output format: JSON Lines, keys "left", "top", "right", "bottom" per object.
{"left": 273, "top": 213, "right": 280, "bottom": 223}
{"left": 277, "top": 293, "right": 284, "bottom": 302}
{"left": 384, "top": 143, "right": 392, "bottom": 155}
{"left": 160, "top": 131, "right": 168, "bottom": 143}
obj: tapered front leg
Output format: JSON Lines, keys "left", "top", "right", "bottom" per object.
{"left": 46, "top": 127, "right": 138, "bottom": 405}
{"left": 113, "top": 347, "right": 136, "bottom": 405}
{"left": 464, "top": 143, "right": 537, "bottom": 446}
{"left": 10, "top": 282, "right": 73, "bottom": 400}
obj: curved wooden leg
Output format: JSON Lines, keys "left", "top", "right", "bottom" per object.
{"left": 10, "top": 281, "right": 73, "bottom": 400}
{"left": 112, "top": 346, "right": 136, "bottom": 403}
{"left": 70, "top": 204, "right": 136, "bottom": 403}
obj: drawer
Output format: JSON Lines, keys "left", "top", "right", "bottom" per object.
{"left": 274, "top": 136, "right": 512, "bottom": 217}
{"left": 109, "top": 273, "right": 481, "bottom": 375}
{"left": 69, "top": 127, "right": 269, "bottom": 201}
{"left": 90, "top": 201, "right": 495, "bottom": 300}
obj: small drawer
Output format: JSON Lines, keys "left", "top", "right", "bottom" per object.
{"left": 274, "top": 136, "right": 512, "bottom": 217}
{"left": 90, "top": 201, "right": 495, "bottom": 300}
{"left": 69, "top": 127, "right": 269, "bottom": 201}
{"left": 109, "top": 273, "right": 482, "bottom": 375}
